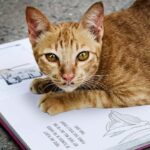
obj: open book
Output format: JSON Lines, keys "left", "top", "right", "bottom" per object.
{"left": 0, "top": 39, "right": 150, "bottom": 150}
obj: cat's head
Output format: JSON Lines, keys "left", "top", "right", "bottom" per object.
{"left": 26, "top": 2, "right": 104, "bottom": 92}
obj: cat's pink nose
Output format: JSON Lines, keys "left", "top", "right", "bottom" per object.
{"left": 62, "top": 73, "right": 74, "bottom": 82}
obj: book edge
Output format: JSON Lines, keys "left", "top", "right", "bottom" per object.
{"left": 0, "top": 113, "right": 30, "bottom": 150}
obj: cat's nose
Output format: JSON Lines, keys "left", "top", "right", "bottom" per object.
{"left": 62, "top": 73, "right": 75, "bottom": 82}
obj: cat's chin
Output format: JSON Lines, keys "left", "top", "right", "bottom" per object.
{"left": 60, "top": 86, "right": 77, "bottom": 92}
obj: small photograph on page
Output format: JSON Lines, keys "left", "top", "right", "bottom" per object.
{"left": 0, "top": 42, "right": 42, "bottom": 87}
{"left": 0, "top": 65, "right": 42, "bottom": 86}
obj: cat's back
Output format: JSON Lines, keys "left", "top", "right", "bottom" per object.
{"left": 100, "top": 0, "right": 150, "bottom": 87}
{"left": 104, "top": 0, "right": 150, "bottom": 42}
{"left": 102, "top": 0, "right": 150, "bottom": 66}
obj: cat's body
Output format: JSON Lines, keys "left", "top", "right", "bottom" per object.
{"left": 26, "top": 0, "right": 150, "bottom": 115}
{"left": 97, "top": 0, "right": 150, "bottom": 107}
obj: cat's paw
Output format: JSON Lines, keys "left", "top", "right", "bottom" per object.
{"left": 39, "top": 95, "right": 65, "bottom": 115}
{"left": 30, "top": 78, "right": 43, "bottom": 94}
{"left": 30, "top": 78, "right": 60, "bottom": 94}
{"left": 30, "top": 78, "right": 52, "bottom": 94}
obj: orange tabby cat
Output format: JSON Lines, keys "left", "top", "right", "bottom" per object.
{"left": 26, "top": 0, "right": 150, "bottom": 115}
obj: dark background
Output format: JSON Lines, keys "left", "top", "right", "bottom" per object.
{"left": 0, "top": 0, "right": 134, "bottom": 149}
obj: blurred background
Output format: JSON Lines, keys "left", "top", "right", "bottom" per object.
{"left": 0, "top": 0, "right": 134, "bottom": 44}
{"left": 0, "top": 0, "right": 134, "bottom": 149}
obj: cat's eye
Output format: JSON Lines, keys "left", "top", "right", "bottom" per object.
{"left": 45, "top": 53, "right": 59, "bottom": 62}
{"left": 77, "top": 51, "right": 89, "bottom": 61}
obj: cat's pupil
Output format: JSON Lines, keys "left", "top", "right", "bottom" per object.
{"left": 45, "top": 53, "right": 58, "bottom": 62}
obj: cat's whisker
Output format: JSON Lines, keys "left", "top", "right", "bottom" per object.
{"left": 84, "top": 81, "right": 95, "bottom": 90}
{"left": 52, "top": 80, "right": 62, "bottom": 84}
{"left": 42, "top": 82, "right": 57, "bottom": 92}
{"left": 79, "top": 79, "right": 94, "bottom": 90}
{"left": 51, "top": 83, "right": 60, "bottom": 92}
{"left": 80, "top": 78, "right": 109, "bottom": 91}
{"left": 79, "top": 82, "right": 90, "bottom": 90}
{"left": 52, "top": 85, "right": 58, "bottom": 93}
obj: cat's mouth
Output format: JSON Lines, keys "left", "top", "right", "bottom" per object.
{"left": 52, "top": 78, "right": 86, "bottom": 92}
{"left": 49, "top": 78, "right": 78, "bottom": 92}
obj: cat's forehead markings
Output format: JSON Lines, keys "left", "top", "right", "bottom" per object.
{"left": 76, "top": 43, "right": 79, "bottom": 50}
{"left": 55, "top": 43, "right": 58, "bottom": 51}
{"left": 57, "top": 24, "right": 77, "bottom": 39}
{"left": 59, "top": 40, "right": 63, "bottom": 48}
{"left": 70, "top": 39, "right": 73, "bottom": 47}
{"left": 58, "top": 31, "right": 62, "bottom": 38}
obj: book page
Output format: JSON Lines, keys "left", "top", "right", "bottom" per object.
{"left": 0, "top": 39, "right": 150, "bottom": 150}
{"left": 0, "top": 39, "right": 42, "bottom": 99}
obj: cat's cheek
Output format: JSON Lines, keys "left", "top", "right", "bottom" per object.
{"left": 37, "top": 58, "right": 53, "bottom": 75}
{"left": 37, "top": 57, "right": 61, "bottom": 82}
{"left": 78, "top": 57, "right": 98, "bottom": 70}
{"left": 81, "top": 61, "right": 99, "bottom": 79}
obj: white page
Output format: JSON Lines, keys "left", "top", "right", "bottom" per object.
{"left": 1, "top": 93, "right": 150, "bottom": 150}
{"left": 0, "top": 39, "right": 150, "bottom": 150}
{"left": 0, "top": 41, "right": 32, "bottom": 70}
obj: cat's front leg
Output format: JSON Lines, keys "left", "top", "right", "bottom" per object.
{"left": 39, "top": 90, "right": 113, "bottom": 115}
{"left": 39, "top": 93, "right": 69, "bottom": 115}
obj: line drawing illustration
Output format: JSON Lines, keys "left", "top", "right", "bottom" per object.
{"left": 0, "top": 64, "right": 42, "bottom": 85}
{"left": 104, "top": 111, "right": 150, "bottom": 144}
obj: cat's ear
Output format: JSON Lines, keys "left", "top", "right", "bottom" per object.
{"left": 79, "top": 2, "right": 104, "bottom": 41}
{"left": 26, "top": 7, "right": 51, "bottom": 45}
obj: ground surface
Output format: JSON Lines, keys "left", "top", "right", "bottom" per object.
{"left": 0, "top": 0, "right": 136, "bottom": 149}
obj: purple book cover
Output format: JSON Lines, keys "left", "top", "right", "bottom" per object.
{"left": 0, "top": 116, "right": 28, "bottom": 150}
